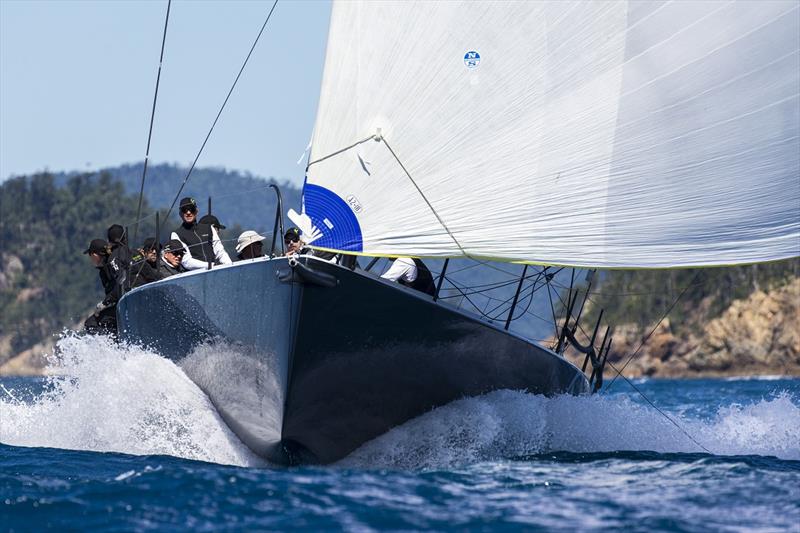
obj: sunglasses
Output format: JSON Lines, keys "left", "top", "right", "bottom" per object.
{"left": 284, "top": 237, "right": 299, "bottom": 244}
{"left": 180, "top": 207, "right": 197, "bottom": 214}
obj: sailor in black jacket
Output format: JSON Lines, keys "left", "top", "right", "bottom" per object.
{"left": 83, "top": 239, "right": 125, "bottom": 335}
{"left": 107, "top": 224, "right": 132, "bottom": 271}
{"left": 130, "top": 237, "right": 166, "bottom": 287}
{"left": 171, "top": 197, "right": 231, "bottom": 270}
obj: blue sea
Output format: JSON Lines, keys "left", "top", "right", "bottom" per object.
{"left": 1, "top": 336, "right": 798, "bottom": 531}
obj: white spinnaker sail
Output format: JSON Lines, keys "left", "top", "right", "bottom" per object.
{"left": 300, "top": 0, "right": 800, "bottom": 268}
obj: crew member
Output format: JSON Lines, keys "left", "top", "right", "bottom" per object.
{"left": 198, "top": 214, "right": 226, "bottom": 234}
{"left": 107, "top": 224, "right": 132, "bottom": 265}
{"left": 235, "top": 230, "right": 266, "bottom": 261}
{"left": 171, "top": 197, "right": 231, "bottom": 270}
{"left": 283, "top": 227, "right": 337, "bottom": 262}
{"left": 161, "top": 239, "right": 187, "bottom": 276}
{"left": 130, "top": 237, "right": 165, "bottom": 287}
{"left": 107, "top": 224, "right": 131, "bottom": 290}
{"left": 380, "top": 257, "right": 436, "bottom": 296}
{"left": 283, "top": 227, "right": 305, "bottom": 255}
{"left": 82, "top": 238, "right": 125, "bottom": 335}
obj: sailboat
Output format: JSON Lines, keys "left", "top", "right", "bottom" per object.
{"left": 117, "top": 0, "right": 800, "bottom": 465}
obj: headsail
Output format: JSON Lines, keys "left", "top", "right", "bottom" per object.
{"left": 301, "top": 0, "right": 800, "bottom": 268}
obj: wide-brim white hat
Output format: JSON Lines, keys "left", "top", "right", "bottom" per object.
{"left": 236, "top": 230, "right": 266, "bottom": 254}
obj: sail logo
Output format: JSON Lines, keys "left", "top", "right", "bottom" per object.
{"left": 298, "top": 184, "right": 363, "bottom": 252}
{"left": 464, "top": 51, "right": 480, "bottom": 69}
{"left": 346, "top": 194, "right": 363, "bottom": 213}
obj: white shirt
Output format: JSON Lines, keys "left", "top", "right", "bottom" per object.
{"left": 170, "top": 226, "right": 232, "bottom": 271}
{"left": 380, "top": 257, "right": 418, "bottom": 283}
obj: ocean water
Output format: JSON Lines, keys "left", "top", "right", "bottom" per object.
{"left": 1, "top": 336, "right": 798, "bottom": 531}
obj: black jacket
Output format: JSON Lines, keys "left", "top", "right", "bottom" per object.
{"left": 130, "top": 253, "right": 167, "bottom": 287}
{"left": 109, "top": 242, "right": 132, "bottom": 291}
{"left": 174, "top": 222, "right": 215, "bottom": 263}
{"left": 109, "top": 242, "right": 132, "bottom": 269}
{"left": 98, "top": 255, "right": 127, "bottom": 307}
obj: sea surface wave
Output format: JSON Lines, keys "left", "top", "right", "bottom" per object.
{"left": 1, "top": 335, "right": 798, "bottom": 531}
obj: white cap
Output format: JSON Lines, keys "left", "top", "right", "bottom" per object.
{"left": 235, "top": 230, "right": 266, "bottom": 254}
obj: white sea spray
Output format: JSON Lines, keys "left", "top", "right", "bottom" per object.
{"left": 342, "top": 389, "right": 800, "bottom": 469}
{"left": 0, "top": 334, "right": 263, "bottom": 467}
{"left": 1, "top": 334, "right": 797, "bottom": 470}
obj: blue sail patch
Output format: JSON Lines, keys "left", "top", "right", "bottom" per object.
{"left": 302, "top": 184, "right": 364, "bottom": 252}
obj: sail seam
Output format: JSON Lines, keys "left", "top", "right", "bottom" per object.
{"left": 380, "top": 137, "right": 467, "bottom": 257}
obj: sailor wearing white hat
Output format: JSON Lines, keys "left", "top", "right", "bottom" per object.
{"left": 235, "top": 230, "right": 267, "bottom": 261}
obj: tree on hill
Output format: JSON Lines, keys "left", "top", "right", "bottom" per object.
{"left": 50, "top": 163, "right": 303, "bottom": 236}
{"left": 581, "top": 259, "right": 800, "bottom": 338}
{"left": 0, "top": 172, "right": 164, "bottom": 357}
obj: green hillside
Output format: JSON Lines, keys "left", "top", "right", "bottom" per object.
{"left": 51, "top": 163, "right": 303, "bottom": 239}
{"left": 0, "top": 172, "right": 157, "bottom": 356}
{"left": 0, "top": 166, "right": 302, "bottom": 363}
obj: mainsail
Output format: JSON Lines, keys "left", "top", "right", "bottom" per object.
{"left": 299, "top": 0, "right": 800, "bottom": 268}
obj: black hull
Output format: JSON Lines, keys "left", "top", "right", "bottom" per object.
{"left": 117, "top": 257, "right": 589, "bottom": 464}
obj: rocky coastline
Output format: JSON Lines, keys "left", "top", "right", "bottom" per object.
{"left": 564, "top": 278, "right": 800, "bottom": 379}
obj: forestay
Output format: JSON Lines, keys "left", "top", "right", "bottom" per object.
{"left": 298, "top": 0, "right": 800, "bottom": 268}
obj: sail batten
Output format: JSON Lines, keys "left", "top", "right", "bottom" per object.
{"left": 301, "top": 0, "right": 800, "bottom": 268}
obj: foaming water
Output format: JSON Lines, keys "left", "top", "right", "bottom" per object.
{"left": 1, "top": 335, "right": 798, "bottom": 473}
{"left": 0, "top": 334, "right": 262, "bottom": 467}
{"left": 2, "top": 341, "right": 798, "bottom": 531}
{"left": 343, "top": 388, "right": 800, "bottom": 469}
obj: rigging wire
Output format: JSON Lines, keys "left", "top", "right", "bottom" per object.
{"left": 133, "top": 0, "right": 172, "bottom": 245}
{"left": 545, "top": 281, "right": 560, "bottom": 339}
{"left": 164, "top": 0, "right": 280, "bottom": 222}
{"left": 490, "top": 280, "right": 537, "bottom": 322}
{"left": 486, "top": 268, "right": 559, "bottom": 321}
{"left": 438, "top": 266, "right": 563, "bottom": 328}
{"left": 605, "top": 272, "right": 702, "bottom": 392}
{"left": 380, "top": 137, "right": 467, "bottom": 256}
{"left": 543, "top": 274, "right": 710, "bottom": 454}
{"left": 549, "top": 278, "right": 710, "bottom": 298}
{"left": 605, "top": 361, "right": 712, "bottom": 454}
{"left": 437, "top": 276, "right": 524, "bottom": 297}
{"left": 446, "top": 259, "right": 485, "bottom": 275}
{"left": 306, "top": 134, "right": 378, "bottom": 168}
{"left": 206, "top": 182, "right": 287, "bottom": 201}
{"left": 440, "top": 270, "right": 534, "bottom": 301}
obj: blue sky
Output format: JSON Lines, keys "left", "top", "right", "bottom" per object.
{"left": 0, "top": 0, "right": 331, "bottom": 185}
